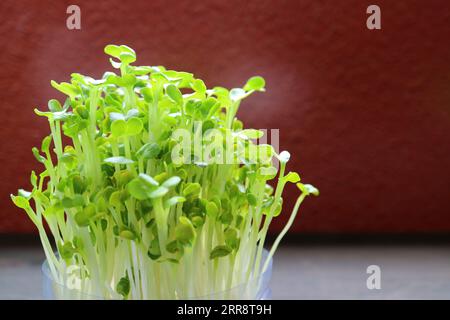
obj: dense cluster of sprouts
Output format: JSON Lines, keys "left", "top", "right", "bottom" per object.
{"left": 11, "top": 45, "right": 318, "bottom": 299}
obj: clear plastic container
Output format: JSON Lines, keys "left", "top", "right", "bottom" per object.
{"left": 42, "top": 249, "right": 273, "bottom": 300}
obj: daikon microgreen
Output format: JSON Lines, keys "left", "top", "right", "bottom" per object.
{"left": 11, "top": 45, "right": 318, "bottom": 299}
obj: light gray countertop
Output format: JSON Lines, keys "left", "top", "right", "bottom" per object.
{"left": 1, "top": 244, "right": 450, "bottom": 299}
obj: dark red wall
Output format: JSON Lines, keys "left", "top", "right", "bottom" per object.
{"left": 1, "top": 0, "right": 450, "bottom": 233}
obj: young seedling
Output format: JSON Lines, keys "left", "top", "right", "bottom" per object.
{"left": 11, "top": 45, "right": 318, "bottom": 299}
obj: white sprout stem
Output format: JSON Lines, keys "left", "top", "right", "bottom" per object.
{"left": 262, "top": 193, "right": 306, "bottom": 273}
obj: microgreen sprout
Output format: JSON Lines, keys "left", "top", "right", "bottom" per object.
{"left": 11, "top": 45, "right": 318, "bottom": 299}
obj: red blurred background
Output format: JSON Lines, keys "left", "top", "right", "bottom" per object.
{"left": 1, "top": 0, "right": 450, "bottom": 234}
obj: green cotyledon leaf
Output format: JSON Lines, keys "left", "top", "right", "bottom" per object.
{"left": 175, "top": 216, "right": 196, "bottom": 244}
{"left": 104, "top": 156, "right": 134, "bottom": 165}
{"left": 209, "top": 245, "right": 232, "bottom": 259}
{"left": 136, "top": 143, "right": 161, "bottom": 160}
{"left": 243, "top": 76, "right": 265, "bottom": 92}
{"left": 116, "top": 274, "right": 130, "bottom": 299}
{"left": 166, "top": 84, "right": 183, "bottom": 105}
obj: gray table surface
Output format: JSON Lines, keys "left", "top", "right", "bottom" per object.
{"left": 1, "top": 244, "right": 449, "bottom": 299}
